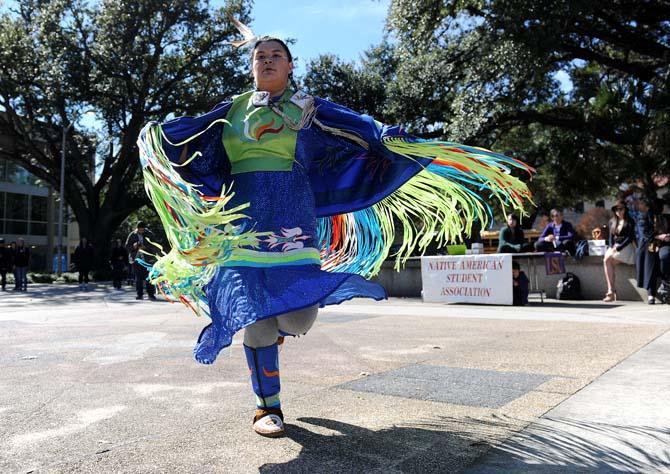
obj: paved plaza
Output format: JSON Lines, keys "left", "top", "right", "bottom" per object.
{"left": 0, "top": 285, "right": 669, "bottom": 473}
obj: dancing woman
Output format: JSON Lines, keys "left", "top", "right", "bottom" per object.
{"left": 138, "top": 22, "right": 533, "bottom": 437}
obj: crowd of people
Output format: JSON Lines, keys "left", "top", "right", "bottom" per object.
{"left": 0, "top": 220, "right": 158, "bottom": 300}
{"left": 496, "top": 197, "right": 670, "bottom": 304}
{"left": 497, "top": 209, "right": 576, "bottom": 255}
{"left": 2, "top": 199, "right": 669, "bottom": 306}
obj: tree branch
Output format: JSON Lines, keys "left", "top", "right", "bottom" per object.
{"left": 561, "top": 43, "right": 659, "bottom": 81}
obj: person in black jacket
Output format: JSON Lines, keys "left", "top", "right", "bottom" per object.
{"left": 73, "top": 238, "right": 95, "bottom": 291}
{"left": 498, "top": 213, "right": 533, "bottom": 253}
{"left": 0, "top": 238, "right": 10, "bottom": 291}
{"left": 650, "top": 202, "right": 670, "bottom": 303}
{"left": 13, "top": 238, "right": 30, "bottom": 291}
{"left": 602, "top": 200, "right": 636, "bottom": 302}
{"left": 126, "top": 221, "right": 157, "bottom": 300}
{"left": 636, "top": 197, "right": 658, "bottom": 304}
{"left": 110, "top": 239, "right": 129, "bottom": 290}
{"left": 512, "top": 261, "right": 529, "bottom": 305}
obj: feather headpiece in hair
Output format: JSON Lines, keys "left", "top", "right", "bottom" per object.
{"left": 228, "top": 16, "right": 260, "bottom": 50}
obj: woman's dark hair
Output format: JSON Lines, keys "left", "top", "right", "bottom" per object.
{"left": 251, "top": 36, "right": 293, "bottom": 62}
{"left": 609, "top": 200, "right": 630, "bottom": 235}
{"left": 251, "top": 36, "right": 298, "bottom": 91}
{"left": 506, "top": 213, "right": 519, "bottom": 224}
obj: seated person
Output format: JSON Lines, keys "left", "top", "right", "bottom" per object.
{"left": 498, "top": 213, "right": 534, "bottom": 253}
{"left": 591, "top": 226, "right": 606, "bottom": 241}
{"left": 512, "top": 261, "right": 529, "bottom": 306}
{"left": 534, "top": 208, "right": 576, "bottom": 255}
{"left": 533, "top": 211, "right": 550, "bottom": 232}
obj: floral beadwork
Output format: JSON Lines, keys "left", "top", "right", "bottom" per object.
{"left": 264, "top": 227, "right": 310, "bottom": 251}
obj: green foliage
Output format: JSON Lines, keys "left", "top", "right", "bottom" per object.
{"left": 0, "top": 0, "right": 253, "bottom": 267}
{"left": 6, "top": 272, "right": 77, "bottom": 284}
{"left": 305, "top": 0, "right": 670, "bottom": 205}
{"left": 56, "top": 272, "right": 80, "bottom": 283}
{"left": 29, "top": 273, "right": 56, "bottom": 283}
{"left": 303, "top": 42, "right": 395, "bottom": 120}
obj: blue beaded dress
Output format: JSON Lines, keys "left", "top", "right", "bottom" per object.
{"left": 138, "top": 89, "right": 533, "bottom": 364}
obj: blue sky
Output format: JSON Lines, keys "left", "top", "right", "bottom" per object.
{"left": 218, "top": 0, "right": 391, "bottom": 75}
{"left": 1, "top": 0, "right": 390, "bottom": 75}
{"left": 2, "top": 0, "right": 569, "bottom": 90}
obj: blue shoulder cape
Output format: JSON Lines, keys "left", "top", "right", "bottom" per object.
{"left": 137, "top": 91, "right": 533, "bottom": 314}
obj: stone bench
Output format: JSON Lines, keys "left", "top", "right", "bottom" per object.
{"left": 372, "top": 255, "right": 645, "bottom": 301}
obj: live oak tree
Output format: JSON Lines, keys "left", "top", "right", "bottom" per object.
{"left": 0, "top": 0, "right": 251, "bottom": 268}
{"left": 306, "top": 0, "right": 670, "bottom": 210}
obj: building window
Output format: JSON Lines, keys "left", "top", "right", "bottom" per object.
{"left": 30, "top": 222, "right": 48, "bottom": 235}
{"left": 0, "top": 192, "right": 51, "bottom": 236}
{"left": 31, "top": 195, "right": 48, "bottom": 221}
{"left": 0, "top": 159, "right": 40, "bottom": 186}
{"left": 29, "top": 195, "right": 48, "bottom": 235}
{"left": 6, "top": 220, "right": 28, "bottom": 234}
{"left": 6, "top": 192, "right": 29, "bottom": 220}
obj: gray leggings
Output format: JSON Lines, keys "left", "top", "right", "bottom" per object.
{"left": 244, "top": 304, "right": 319, "bottom": 348}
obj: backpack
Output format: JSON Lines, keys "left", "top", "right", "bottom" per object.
{"left": 556, "top": 272, "right": 581, "bottom": 300}
{"left": 574, "top": 240, "right": 589, "bottom": 261}
{"left": 657, "top": 280, "right": 670, "bottom": 304}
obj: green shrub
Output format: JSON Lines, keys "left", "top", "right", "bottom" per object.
{"left": 29, "top": 273, "right": 55, "bottom": 283}
{"left": 54, "top": 272, "right": 79, "bottom": 283}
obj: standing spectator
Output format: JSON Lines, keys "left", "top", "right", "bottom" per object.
{"left": 534, "top": 209, "right": 576, "bottom": 255}
{"left": 0, "top": 238, "right": 10, "bottom": 291}
{"left": 651, "top": 201, "right": 670, "bottom": 303}
{"left": 13, "top": 238, "right": 30, "bottom": 291}
{"left": 602, "top": 200, "right": 636, "bottom": 302}
{"left": 126, "top": 221, "right": 156, "bottom": 301}
{"left": 498, "top": 213, "right": 533, "bottom": 253}
{"left": 635, "top": 197, "right": 658, "bottom": 304}
{"left": 9, "top": 241, "right": 17, "bottom": 288}
{"left": 110, "top": 239, "right": 129, "bottom": 290}
{"left": 512, "top": 260, "right": 529, "bottom": 306}
{"left": 624, "top": 187, "right": 643, "bottom": 224}
{"left": 73, "top": 238, "right": 95, "bottom": 291}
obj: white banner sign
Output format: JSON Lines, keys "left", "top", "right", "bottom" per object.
{"left": 421, "top": 254, "right": 513, "bottom": 305}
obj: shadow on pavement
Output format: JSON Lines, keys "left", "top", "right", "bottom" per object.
{"left": 259, "top": 416, "right": 481, "bottom": 473}
{"left": 528, "top": 302, "right": 625, "bottom": 309}
{"left": 472, "top": 416, "right": 670, "bottom": 473}
{"left": 259, "top": 415, "right": 669, "bottom": 473}
{"left": 0, "top": 284, "right": 164, "bottom": 307}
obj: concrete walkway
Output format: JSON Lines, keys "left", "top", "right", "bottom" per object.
{"left": 0, "top": 284, "right": 668, "bottom": 473}
{"left": 467, "top": 331, "right": 670, "bottom": 473}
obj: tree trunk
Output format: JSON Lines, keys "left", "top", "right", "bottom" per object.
{"left": 70, "top": 202, "right": 135, "bottom": 273}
